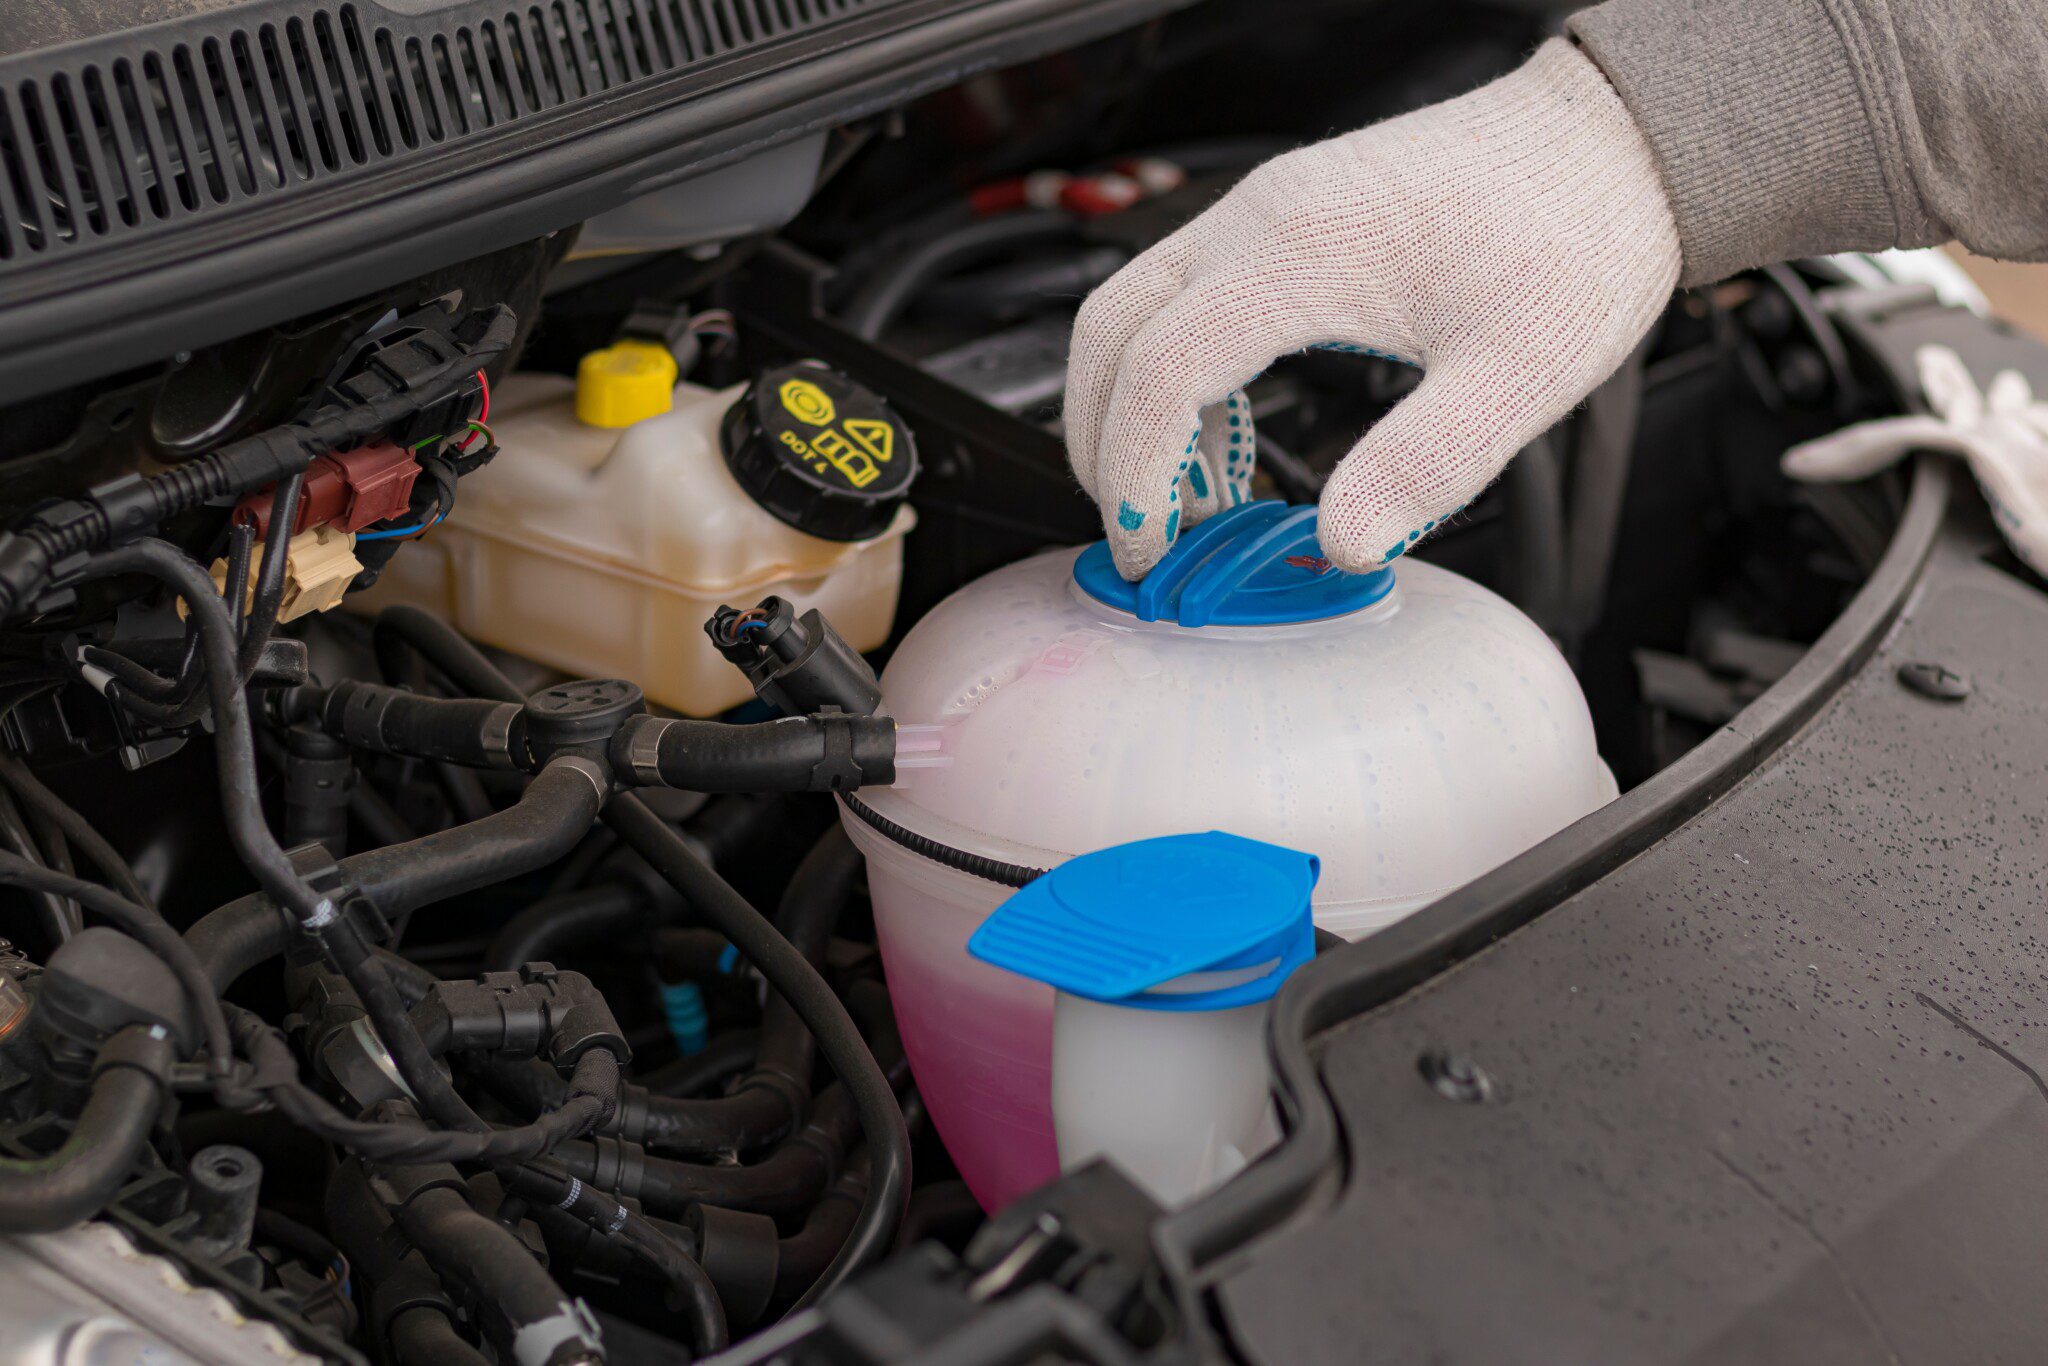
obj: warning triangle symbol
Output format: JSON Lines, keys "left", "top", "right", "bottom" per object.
{"left": 844, "top": 418, "right": 894, "bottom": 463}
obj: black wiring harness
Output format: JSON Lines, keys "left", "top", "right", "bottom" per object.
{"left": 0, "top": 314, "right": 915, "bottom": 1363}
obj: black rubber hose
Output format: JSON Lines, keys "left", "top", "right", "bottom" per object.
{"left": 186, "top": 896, "right": 290, "bottom": 995}
{"left": 0, "top": 1027, "right": 171, "bottom": 1232}
{"left": 317, "top": 682, "right": 519, "bottom": 770}
{"left": 491, "top": 1050, "right": 790, "bottom": 1164}
{"left": 773, "top": 1156, "right": 868, "bottom": 1303}
{"left": 683, "top": 793, "right": 788, "bottom": 868}
{"left": 649, "top": 927, "right": 731, "bottom": 980}
{"left": 601, "top": 792, "right": 908, "bottom": 1308}
{"left": 14, "top": 783, "right": 77, "bottom": 931}
{"left": 0, "top": 852, "right": 231, "bottom": 1084}
{"left": 185, "top": 757, "right": 607, "bottom": 994}
{"left": 505, "top": 1162, "right": 728, "bottom": 1357}
{"left": 230, "top": 1007, "right": 611, "bottom": 1167}
{"left": 893, "top": 1179, "right": 984, "bottom": 1251}
{"left": 483, "top": 880, "right": 649, "bottom": 974}
{"left": 374, "top": 605, "right": 524, "bottom": 704}
{"left": 0, "top": 788, "right": 74, "bottom": 945}
{"left": 556, "top": 1082, "right": 860, "bottom": 1218}
{"left": 387, "top": 1306, "right": 490, "bottom": 1366}
{"left": 633, "top": 827, "right": 860, "bottom": 1155}
{"left": 350, "top": 781, "right": 416, "bottom": 850}
{"left": 841, "top": 210, "right": 1077, "bottom": 340}
{"left": 77, "top": 541, "right": 327, "bottom": 928}
{"left": 350, "top": 607, "right": 902, "bottom": 1288}
{"left": 501, "top": 831, "right": 857, "bottom": 1157}
{"left": 251, "top": 1207, "right": 345, "bottom": 1275}
{"left": 635, "top": 1029, "right": 757, "bottom": 1098}
{"left": 627, "top": 714, "right": 895, "bottom": 794}
{"left": 914, "top": 245, "right": 1127, "bottom": 324}
{"left": 341, "top": 759, "right": 607, "bottom": 919}
{"left": 388, "top": 1182, "right": 603, "bottom": 1361}
{"left": 325, "top": 1161, "right": 486, "bottom": 1362}
{"left": 559, "top": 980, "right": 906, "bottom": 1220}
{"left": 744, "top": 827, "right": 860, "bottom": 1095}
{"left": 281, "top": 727, "right": 353, "bottom": 857}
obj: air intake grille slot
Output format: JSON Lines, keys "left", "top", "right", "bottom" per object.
{"left": 0, "top": 0, "right": 881, "bottom": 272}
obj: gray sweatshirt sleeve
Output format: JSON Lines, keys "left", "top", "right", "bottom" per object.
{"left": 1567, "top": 0, "right": 2048, "bottom": 287}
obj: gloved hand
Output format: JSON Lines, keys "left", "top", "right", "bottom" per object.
{"left": 1783, "top": 345, "right": 2048, "bottom": 578}
{"left": 1065, "top": 39, "right": 1681, "bottom": 579}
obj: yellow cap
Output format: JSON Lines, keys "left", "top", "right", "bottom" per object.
{"left": 576, "top": 340, "right": 679, "bottom": 428}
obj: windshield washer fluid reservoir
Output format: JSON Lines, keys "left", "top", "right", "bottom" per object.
{"left": 844, "top": 500, "right": 1616, "bottom": 1210}
{"left": 358, "top": 356, "right": 915, "bottom": 715}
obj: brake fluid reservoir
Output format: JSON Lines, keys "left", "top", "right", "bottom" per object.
{"left": 844, "top": 500, "right": 1616, "bottom": 1210}
{"left": 357, "top": 353, "right": 916, "bottom": 715}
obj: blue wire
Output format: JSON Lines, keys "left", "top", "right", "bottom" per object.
{"left": 356, "top": 512, "right": 446, "bottom": 541}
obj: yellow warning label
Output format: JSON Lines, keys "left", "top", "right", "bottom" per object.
{"left": 779, "top": 378, "right": 836, "bottom": 426}
{"left": 808, "top": 428, "right": 880, "bottom": 489}
{"left": 843, "top": 418, "right": 895, "bottom": 464}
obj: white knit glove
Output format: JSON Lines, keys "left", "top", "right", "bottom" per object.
{"left": 1065, "top": 40, "right": 1681, "bottom": 579}
{"left": 1784, "top": 345, "right": 2048, "bottom": 577}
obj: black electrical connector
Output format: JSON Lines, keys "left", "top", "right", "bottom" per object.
{"left": 34, "top": 927, "right": 197, "bottom": 1072}
{"left": 412, "top": 964, "right": 630, "bottom": 1068}
{"left": 0, "top": 305, "right": 514, "bottom": 623}
{"left": 707, "top": 597, "right": 884, "bottom": 717}
{"left": 322, "top": 316, "right": 487, "bottom": 451}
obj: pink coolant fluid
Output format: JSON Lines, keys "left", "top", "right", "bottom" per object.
{"left": 848, "top": 815, "right": 1059, "bottom": 1210}
{"left": 845, "top": 527, "right": 1619, "bottom": 1211}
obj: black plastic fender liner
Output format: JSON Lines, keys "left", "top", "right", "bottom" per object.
{"left": 1149, "top": 456, "right": 1952, "bottom": 1331}
{"left": 0, "top": 0, "right": 1197, "bottom": 402}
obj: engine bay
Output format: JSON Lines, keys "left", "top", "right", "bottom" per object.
{"left": 0, "top": 4, "right": 1991, "bottom": 1361}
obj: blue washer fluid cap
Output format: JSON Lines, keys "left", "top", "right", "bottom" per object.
{"left": 967, "top": 832, "right": 1319, "bottom": 1012}
{"left": 1073, "top": 500, "right": 1394, "bottom": 627}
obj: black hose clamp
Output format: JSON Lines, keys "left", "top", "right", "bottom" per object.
{"left": 89, "top": 1024, "right": 178, "bottom": 1093}
{"left": 282, "top": 844, "right": 393, "bottom": 960}
{"left": 575, "top": 1135, "right": 649, "bottom": 1202}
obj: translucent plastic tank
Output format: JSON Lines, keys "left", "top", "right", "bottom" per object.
{"left": 843, "top": 501, "right": 1616, "bottom": 1209}
{"left": 968, "top": 832, "right": 1319, "bottom": 1207}
{"left": 358, "top": 360, "right": 914, "bottom": 716}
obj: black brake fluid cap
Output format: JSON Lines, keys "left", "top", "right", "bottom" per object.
{"left": 721, "top": 362, "right": 918, "bottom": 542}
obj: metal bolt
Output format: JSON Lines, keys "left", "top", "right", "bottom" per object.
{"left": 1897, "top": 661, "right": 1971, "bottom": 702}
{"left": 1417, "top": 1050, "right": 1497, "bottom": 1104}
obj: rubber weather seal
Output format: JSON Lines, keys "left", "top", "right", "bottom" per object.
{"left": 1150, "top": 455, "right": 1952, "bottom": 1346}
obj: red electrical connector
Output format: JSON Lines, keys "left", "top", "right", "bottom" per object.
{"left": 967, "top": 157, "right": 1186, "bottom": 218}
{"left": 234, "top": 443, "right": 422, "bottom": 539}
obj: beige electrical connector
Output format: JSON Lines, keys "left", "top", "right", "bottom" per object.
{"left": 203, "top": 524, "right": 363, "bottom": 623}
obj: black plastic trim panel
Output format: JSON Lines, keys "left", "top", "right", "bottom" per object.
{"left": 0, "top": 0, "right": 1188, "bottom": 401}
{"left": 1150, "top": 452, "right": 1953, "bottom": 1345}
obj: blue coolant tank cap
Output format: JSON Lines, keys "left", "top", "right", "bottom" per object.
{"left": 967, "top": 832, "right": 1318, "bottom": 1012}
{"left": 1073, "top": 500, "right": 1394, "bottom": 627}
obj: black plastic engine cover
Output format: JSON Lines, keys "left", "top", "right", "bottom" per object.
{"left": 1212, "top": 496, "right": 2048, "bottom": 1365}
